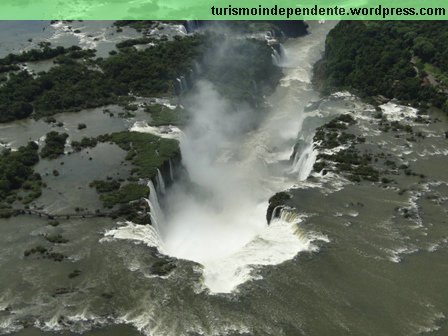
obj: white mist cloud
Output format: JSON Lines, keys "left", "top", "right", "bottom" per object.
{"left": 108, "top": 22, "right": 336, "bottom": 293}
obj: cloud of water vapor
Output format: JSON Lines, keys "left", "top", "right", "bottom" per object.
{"left": 123, "top": 24, "right": 335, "bottom": 293}
{"left": 158, "top": 32, "right": 313, "bottom": 293}
{"left": 163, "top": 78, "right": 268, "bottom": 263}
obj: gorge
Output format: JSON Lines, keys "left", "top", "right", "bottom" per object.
{"left": 0, "top": 20, "right": 447, "bottom": 336}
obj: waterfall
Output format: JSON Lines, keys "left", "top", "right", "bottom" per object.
{"left": 279, "top": 208, "right": 300, "bottom": 223}
{"left": 175, "top": 76, "right": 189, "bottom": 95}
{"left": 271, "top": 44, "right": 286, "bottom": 66}
{"left": 156, "top": 168, "right": 166, "bottom": 195}
{"left": 271, "top": 47, "right": 281, "bottom": 66}
{"left": 188, "top": 68, "right": 194, "bottom": 85}
{"left": 184, "top": 20, "right": 201, "bottom": 33}
{"left": 291, "top": 142, "right": 317, "bottom": 181}
{"left": 145, "top": 180, "right": 165, "bottom": 233}
{"left": 175, "top": 78, "right": 183, "bottom": 95}
{"left": 193, "top": 61, "right": 202, "bottom": 75}
{"left": 105, "top": 22, "right": 336, "bottom": 294}
{"left": 144, "top": 198, "right": 160, "bottom": 233}
{"left": 181, "top": 76, "right": 188, "bottom": 91}
{"left": 270, "top": 205, "right": 283, "bottom": 223}
{"left": 279, "top": 44, "right": 287, "bottom": 63}
{"left": 168, "top": 159, "right": 174, "bottom": 182}
{"left": 177, "top": 24, "right": 188, "bottom": 35}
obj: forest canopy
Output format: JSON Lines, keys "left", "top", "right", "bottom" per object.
{"left": 321, "top": 21, "right": 448, "bottom": 112}
{"left": 0, "top": 142, "right": 41, "bottom": 211}
{"left": 0, "top": 35, "right": 205, "bottom": 122}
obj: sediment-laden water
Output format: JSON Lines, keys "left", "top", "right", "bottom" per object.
{"left": 0, "top": 21, "right": 447, "bottom": 336}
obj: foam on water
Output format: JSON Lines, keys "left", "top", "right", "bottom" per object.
{"left": 199, "top": 210, "right": 326, "bottom": 293}
{"left": 291, "top": 142, "right": 318, "bottom": 181}
{"left": 380, "top": 101, "right": 418, "bottom": 122}
{"left": 102, "top": 221, "right": 165, "bottom": 254}
{"left": 104, "top": 208, "right": 326, "bottom": 293}
{"left": 102, "top": 23, "right": 339, "bottom": 295}
{"left": 130, "top": 121, "right": 183, "bottom": 140}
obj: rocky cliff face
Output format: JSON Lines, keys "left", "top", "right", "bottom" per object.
{"left": 183, "top": 20, "right": 308, "bottom": 38}
{"left": 266, "top": 20, "right": 308, "bottom": 38}
{"left": 266, "top": 192, "right": 292, "bottom": 223}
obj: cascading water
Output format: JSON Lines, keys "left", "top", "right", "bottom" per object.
{"left": 271, "top": 47, "right": 282, "bottom": 66}
{"left": 271, "top": 43, "right": 287, "bottom": 67}
{"left": 168, "top": 159, "right": 174, "bottom": 182}
{"left": 193, "top": 61, "right": 202, "bottom": 75}
{"left": 279, "top": 43, "right": 287, "bottom": 59}
{"left": 270, "top": 205, "right": 284, "bottom": 222}
{"left": 177, "top": 24, "right": 188, "bottom": 35}
{"left": 156, "top": 168, "right": 166, "bottom": 195}
{"left": 291, "top": 135, "right": 319, "bottom": 181}
{"left": 175, "top": 76, "right": 188, "bottom": 95}
{"left": 145, "top": 180, "right": 165, "bottom": 234}
{"left": 108, "top": 22, "right": 338, "bottom": 293}
{"left": 184, "top": 20, "right": 202, "bottom": 34}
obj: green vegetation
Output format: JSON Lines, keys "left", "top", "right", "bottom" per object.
{"left": 321, "top": 21, "right": 448, "bottom": 112}
{"left": 0, "top": 35, "right": 204, "bottom": 122}
{"left": 110, "top": 202, "right": 151, "bottom": 224}
{"left": 144, "top": 104, "right": 188, "bottom": 126}
{"left": 100, "top": 183, "right": 149, "bottom": 208}
{"left": 314, "top": 114, "right": 359, "bottom": 149}
{"left": 0, "top": 64, "right": 114, "bottom": 122}
{"left": 68, "top": 269, "right": 82, "bottom": 278}
{"left": 0, "top": 28, "right": 282, "bottom": 123}
{"left": 311, "top": 114, "right": 401, "bottom": 183}
{"left": 99, "top": 131, "right": 179, "bottom": 179}
{"left": 0, "top": 142, "right": 41, "bottom": 210}
{"left": 0, "top": 64, "right": 20, "bottom": 74}
{"left": 89, "top": 179, "right": 121, "bottom": 193}
{"left": 23, "top": 245, "right": 65, "bottom": 261}
{"left": 44, "top": 234, "right": 68, "bottom": 244}
{"left": 101, "top": 34, "right": 204, "bottom": 97}
{"left": 40, "top": 132, "right": 68, "bottom": 159}
{"left": 315, "top": 146, "right": 379, "bottom": 183}
{"left": 70, "top": 137, "right": 98, "bottom": 152}
{"left": 150, "top": 258, "right": 176, "bottom": 276}
{"left": 24, "top": 245, "right": 47, "bottom": 256}
{"left": 81, "top": 131, "right": 179, "bottom": 221}
{"left": 0, "top": 43, "right": 95, "bottom": 65}
{"left": 48, "top": 220, "right": 60, "bottom": 227}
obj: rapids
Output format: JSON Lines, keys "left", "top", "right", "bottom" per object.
{"left": 109, "top": 21, "right": 338, "bottom": 293}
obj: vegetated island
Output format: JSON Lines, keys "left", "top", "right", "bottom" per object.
{"left": 0, "top": 20, "right": 289, "bottom": 225}
{"left": 269, "top": 21, "right": 448, "bottom": 218}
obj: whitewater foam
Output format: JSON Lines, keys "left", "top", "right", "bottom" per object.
{"left": 102, "top": 21, "right": 336, "bottom": 295}
{"left": 130, "top": 121, "right": 183, "bottom": 140}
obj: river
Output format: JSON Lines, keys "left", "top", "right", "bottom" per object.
{"left": 1, "top": 21, "right": 447, "bottom": 336}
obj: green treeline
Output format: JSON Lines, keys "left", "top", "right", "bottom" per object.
{"left": 40, "top": 132, "right": 68, "bottom": 159}
{"left": 0, "top": 35, "right": 205, "bottom": 123}
{"left": 102, "top": 35, "right": 205, "bottom": 97}
{"left": 0, "top": 24, "right": 284, "bottom": 123}
{"left": 99, "top": 131, "right": 179, "bottom": 180}
{"left": 0, "top": 30, "right": 281, "bottom": 123}
{"left": 321, "top": 21, "right": 448, "bottom": 112}
{"left": 0, "top": 43, "right": 93, "bottom": 66}
{"left": 0, "top": 142, "right": 42, "bottom": 212}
